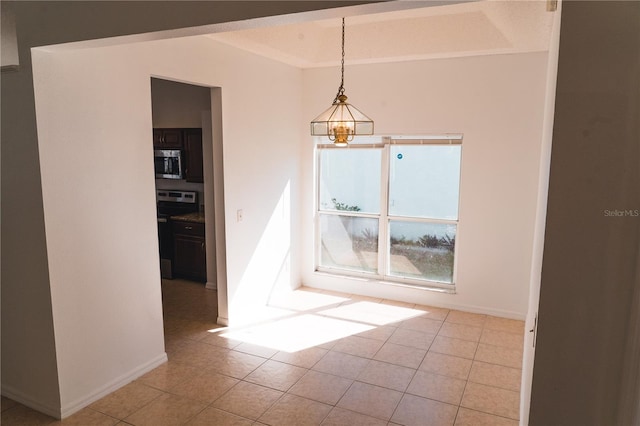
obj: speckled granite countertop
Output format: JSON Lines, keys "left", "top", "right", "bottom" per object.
{"left": 170, "top": 212, "right": 205, "bottom": 224}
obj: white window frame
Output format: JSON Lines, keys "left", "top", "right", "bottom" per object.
{"left": 314, "top": 135, "right": 463, "bottom": 291}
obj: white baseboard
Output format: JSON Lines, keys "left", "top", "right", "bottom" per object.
{"left": 205, "top": 281, "right": 217, "bottom": 290}
{"left": 7, "top": 352, "right": 170, "bottom": 419}
{"left": 216, "top": 316, "right": 229, "bottom": 326}
{"left": 1, "top": 385, "right": 62, "bottom": 419}
{"left": 301, "top": 280, "right": 526, "bottom": 320}
{"left": 59, "top": 352, "right": 168, "bottom": 419}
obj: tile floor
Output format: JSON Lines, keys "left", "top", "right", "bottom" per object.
{"left": 1, "top": 279, "right": 525, "bottom": 425}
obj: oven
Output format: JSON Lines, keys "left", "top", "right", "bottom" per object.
{"left": 156, "top": 190, "right": 198, "bottom": 278}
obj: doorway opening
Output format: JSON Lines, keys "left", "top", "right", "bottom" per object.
{"left": 150, "top": 78, "right": 227, "bottom": 334}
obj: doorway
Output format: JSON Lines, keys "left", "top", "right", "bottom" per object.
{"left": 150, "top": 78, "right": 225, "bottom": 332}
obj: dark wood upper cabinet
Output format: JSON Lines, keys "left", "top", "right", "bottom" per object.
{"left": 153, "top": 128, "right": 203, "bottom": 182}
{"left": 153, "top": 128, "right": 183, "bottom": 149}
{"left": 184, "top": 129, "right": 203, "bottom": 183}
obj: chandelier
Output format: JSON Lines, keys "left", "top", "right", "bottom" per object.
{"left": 310, "top": 18, "right": 374, "bottom": 146}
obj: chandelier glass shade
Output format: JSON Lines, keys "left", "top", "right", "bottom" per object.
{"left": 310, "top": 18, "right": 373, "bottom": 146}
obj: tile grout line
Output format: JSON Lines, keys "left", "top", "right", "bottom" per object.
{"left": 385, "top": 315, "right": 446, "bottom": 424}
{"left": 451, "top": 319, "right": 484, "bottom": 426}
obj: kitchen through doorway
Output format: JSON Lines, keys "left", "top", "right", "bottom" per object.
{"left": 151, "top": 77, "right": 222, "bottom": 330}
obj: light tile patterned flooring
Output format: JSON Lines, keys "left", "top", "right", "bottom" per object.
{"left": 1, "top": 279, "right": 525, "bottom": 425}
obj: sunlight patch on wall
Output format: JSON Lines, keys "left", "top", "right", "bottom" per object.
{"left": 230, "top": 181, "right": 292, "bottom": 325}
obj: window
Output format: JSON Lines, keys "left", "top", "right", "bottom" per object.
{"left": 316, "top": 137, "right": 462, "bottom": 288}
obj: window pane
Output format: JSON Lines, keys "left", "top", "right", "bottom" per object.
{"left": 389, "top": 145, "right": 461, "bottom": 220}
{"left": 388, "top": 221, "right": 456, "bottom": 283}
{"left": 320, "top": 214, "right": 378, "bottom": 274}
{"left": 319, "top": 149, "right": 381, "bottom": 214}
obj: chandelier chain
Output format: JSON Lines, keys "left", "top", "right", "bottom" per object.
{"left": 335, "top": 17, "right": 346, "bottom": 102}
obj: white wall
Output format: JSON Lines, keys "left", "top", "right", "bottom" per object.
{"left": 31, "top": 34, "right": 303, "bottom": 414}
{"left": 151, "top": 78, "right": 210, "bottom": 128}
{"left": 302, "top": 52, "right": 549, "bottom": 319}
{"left": 32, "top": 47, "right": 167, "bottom": 416}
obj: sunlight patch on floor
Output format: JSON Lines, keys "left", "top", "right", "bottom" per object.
{"left": 268, "top": 289, "right": 350, "bottom": 312}
{"left": 318, "top": 300, "right": 426, "bottom": 326}
{"left": 219, "top": 313, "right": 374, "bottom": 352}
{"left": 213, "top": 289, "right": 432, "bottom": 352}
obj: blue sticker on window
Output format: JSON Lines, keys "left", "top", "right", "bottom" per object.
{"left": 397, "top": 153, "right": 403, "bottom": 160}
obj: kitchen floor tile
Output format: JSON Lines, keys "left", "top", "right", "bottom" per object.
{"left": 420, "top": 352, "right": 472, "bottom": 380}
{"left": 185, "top": 406, "right": 253, "bottom": 426}
{"left": 289, "top": 371, "right": 353, "bottom": 405}
{"left": 337, "top": 382, "right": 402, "bottom": 421}
{"left": 244, "top": 360, "right": 308, "bottom": 392}
{"left": 387, "top": 327, "right": 436, "bottom": 350}
{"left": 137, "top": 361, "right": 200, "bottom": 391}
{"left": 412, "top": 305, "right": 450, "bottom": 321}
{"left": 454, "top": 407, "right": 519, "bottom": 426}
{"left": 233, "top": 342, "right": 279, "bottom": 359}
{"left": 445, "top": 310, "right": 486, "bottom": 327}
{"left": 390, "top": 394, "right": 458, "bottom": 426}
{"left": 169, "top": 370, "right": 238, "bottom": 403}
{"left": 430, "top": 335, "right": 478, "bottom": 359}
{"left": 1, "top": 397, "right": 18, "bottom": 412}
{"left": 406, "top": 370, "right": 466, "bottom": 405}
{"left": 483, "top": 316, "right": 525, "bottom": 335}
{"left": 123, "top": 393, "right": 206, "bottom": 426}
{"left": 163, "top": 334, "right": 198, "bottom": 358}
{"left": 212, "top": 381, "right": 282, "bottom": 420}
{"left": 89, "top": 382, "right": 163, "bottom": 420}
{"left": 468, "top": 361, "right": 522, "bottom": 392}
{"left": 356, "top": 360, "right": 416, "bottom": 392}
{"left": 312, "top": 351, "right": 369, "bottom": 380}
{"left": 207, "top": 350, "right": 267, "bottom": 379}
{"left": 272, "top": 347, "right": 328, "bottom": 369}
{"left": 474, "top": 343, "right": 523, "bottom": 369}
{"left": 199, "top": 332, "right": 242, "bottom": 349}
{"left": 51, "top": 408, "right": 118, "bottom": 425}
{"left": 400, "top": 316, "right": 444, "bottom": 334}
{"left": 258, "top": 394, "right": 332, "bottom": 426}
{"left": 438, "top": 322, "right": 483, "bottom": 342}
{"left": 354, "top": 325, "right": 397, "bottom": 341}
{"left": 166, "top": 319, "right": 217, "bottom": 342}
{"left": 380, "top": 299, "right": 416, "bottom": 308}
{"left": 373, "top": 342, "right": 426, "bottom": 369}
{"left": 1, "top": 404, "right": 56, "bottom": 425}
{"left": 168, "top": 341, "right": 227, "bottom": 369}
{"left": 460, "top": 382, "right": 520, "bottom": 420}
{"left": 332, "top": 335, "right": 384, "bottom": 358}
{"left": 321, "top": 407, "right": 387, "bottom": 426}
{"left": 479, "top": 329, "right": 524, "bottom": 350}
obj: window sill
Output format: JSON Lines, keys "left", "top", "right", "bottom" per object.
{"left": 313, "top": 269, "right": 457, "bottom": 295}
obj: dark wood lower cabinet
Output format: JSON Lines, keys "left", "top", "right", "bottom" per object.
{"left": 172, "top": 221, "right": 206, "bottom": 282}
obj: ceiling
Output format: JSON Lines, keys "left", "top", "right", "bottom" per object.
{"left": 206, "top": 0, "right": 554, "bottom": 69}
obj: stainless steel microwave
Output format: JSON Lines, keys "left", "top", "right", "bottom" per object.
{"left": 154, "top": 149, "right": 183, "bottom": 179}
